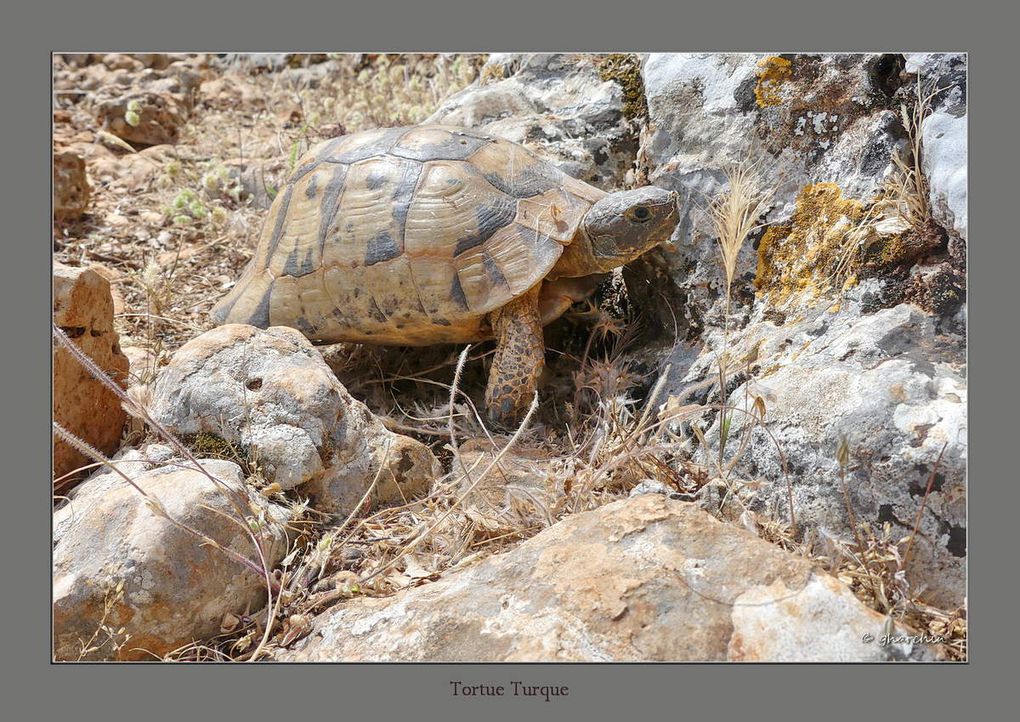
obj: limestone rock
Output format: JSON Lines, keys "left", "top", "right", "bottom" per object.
{"left": 428, "top": 53, "right": 637, "bottom": 186}
{"left": 148, "top": 325, "right": 440, "bottom": 515}
{"left": 909, "top": 53, "right": 967, "bottom": 241}
{"left": 53, "top": 263, "right": 130, "bottom": 482}
{"left": 672, "top": 298, "right": 966, "bottom": 607}
{"left": 88, "top": 144, "right": 177, "bottom": 193}
{"left": 922, "top": 111, "right": 966, "bottom": 241}
{"left": 53, "top": 459, "right": 291, "bottom": 661}
{"left": 281, "top": 495, "right": 937, "bottom": 662}
{"left": 639, "top": 53, "right": 912, "bottom": 327}
{"left": 101, "top": 53, "right": 172, "bottom": 71}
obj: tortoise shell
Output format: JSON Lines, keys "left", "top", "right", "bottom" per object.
{"left": 211, "top": 124, "right": 607, "bottom": 345}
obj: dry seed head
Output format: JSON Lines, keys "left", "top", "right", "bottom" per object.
{"left": 709, "top": 163, "right": 775, "bottom": 293}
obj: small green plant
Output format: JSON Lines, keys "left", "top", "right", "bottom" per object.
{"left": 165, "top": 188, "right": 207, "bottom": 224}
{"left": 124, "top": 98, "right": 142, "bottom": 128}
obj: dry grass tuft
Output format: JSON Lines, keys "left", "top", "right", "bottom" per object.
{"left": 878, "top": 78, "right": 942, "bottom": 229}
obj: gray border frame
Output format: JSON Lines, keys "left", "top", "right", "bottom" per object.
{"left": 13, "top": 0, "right": 1014, "bottom": 718}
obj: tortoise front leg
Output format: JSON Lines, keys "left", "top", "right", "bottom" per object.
{"left": 484, "top": 284, "right": 544, "bottom": 428}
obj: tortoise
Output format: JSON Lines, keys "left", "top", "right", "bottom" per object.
{"left": 212, "top": 124, "right": 679, "bottom": 427}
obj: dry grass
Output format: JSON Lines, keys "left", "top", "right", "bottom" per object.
{"left": 824, "top": 77, "right": 945, "bottom": 291}
{"left": 878, "top": 77, "right": 943, "bottom": 228}
{"left": 709, "top": 162, "right": 776, "bottom": 302}
{"left": 704, "top": 164, "right": 793, "bottom": 524}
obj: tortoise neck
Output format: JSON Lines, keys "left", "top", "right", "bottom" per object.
{"left": 550, "top": 227, "right": 607, "bottom": 278}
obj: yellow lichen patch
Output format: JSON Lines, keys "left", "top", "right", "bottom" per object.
{"left": 876, "top": 235, "right": 907, "bottom": 266}
{"left": 755, "top": 56, "right": 793, "bottom": 108}
{"left": 597, "top": 53, "right": 648, "bottom": 121}
{"left": 755, "top": 183, "right": 866, "bottom": 308}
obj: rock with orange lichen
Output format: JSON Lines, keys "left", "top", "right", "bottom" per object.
{"left": 147, "top": 325, "right": 440, "bottom": 515}
{"left": 754, "top": 182, "right": 867, "bottom": 307}
{"left": 754, "top": 56, "right": 792, "bottom": 108}
{"left": 639, "top": 53, "right": 910, "bottom": 327}
{"left": 280, "top": 494, "right": 939, "bottom": 662}
{"left": 53, "top": 459, "right": 291, "bottom": 661}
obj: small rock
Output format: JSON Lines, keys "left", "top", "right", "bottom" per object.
{"left": 874, "top": 215, "right": 912, "bottom": 236}
{"left": 90, "top": 144, "right": 176, "bottom": 192}
{"left": 52, "top": 151, "right": 90, "bottom": 220}
{"left": 102, "top": 53, "right": 144, "bottom": 72}
{"left": 148, "top": 325, "right": 441, "bottom": 516}
{"left": 199, "top": 75, "right": 265, "bottom": 111}
{"left": 628, "top": 479, "right": 677, "bottom": 497}
{"left": 53, "top": 459, "right": 291, "bottom": 660}
{"left": 280, "top": 495, "right": 936, "bottom": 662}
{"left": 96, "top": 91, "right": 186, "bottom": 147}
{"left": 455, "top": 439, "right": 561, "bottom": 515}
{"left": 226, "top": 159, "right": 280, "bottom": 210}
{"left": 134, "top": 53, "right": 172, "bottom": 70}
{"left": 53, "top": 263, "right": 130, "bottom": 483}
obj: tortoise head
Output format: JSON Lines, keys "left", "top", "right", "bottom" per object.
{"left": 582, "top": 187, "right": 680, "bottom": 271}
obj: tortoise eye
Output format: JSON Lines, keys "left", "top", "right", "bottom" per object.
{"left": 628, "top": 206, "right": 651, "bottom": 222}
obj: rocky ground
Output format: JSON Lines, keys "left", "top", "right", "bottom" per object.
{"left": 52, "top": 52, "right": 966, "bottom": 662}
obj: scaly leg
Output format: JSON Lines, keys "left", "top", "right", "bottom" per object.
{"left": 485, "top": 285, "right": 545, "bottom": 428}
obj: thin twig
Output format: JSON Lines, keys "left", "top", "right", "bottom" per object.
{"left": 902, "top": 442, "right": 949, "bottom": 572}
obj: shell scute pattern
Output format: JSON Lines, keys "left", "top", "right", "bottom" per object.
{"left": 212, "top": 125, "right": 604, "bottom": 344}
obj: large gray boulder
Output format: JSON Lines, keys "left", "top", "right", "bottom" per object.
{"left": 148, "top": 325, "right": 441, "bottom": 515}
{"left": 639, "top": 53, "right": 915, "bottom": 328}
{"left": 671, "top": 296, "right": 966, "bottom": 607}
